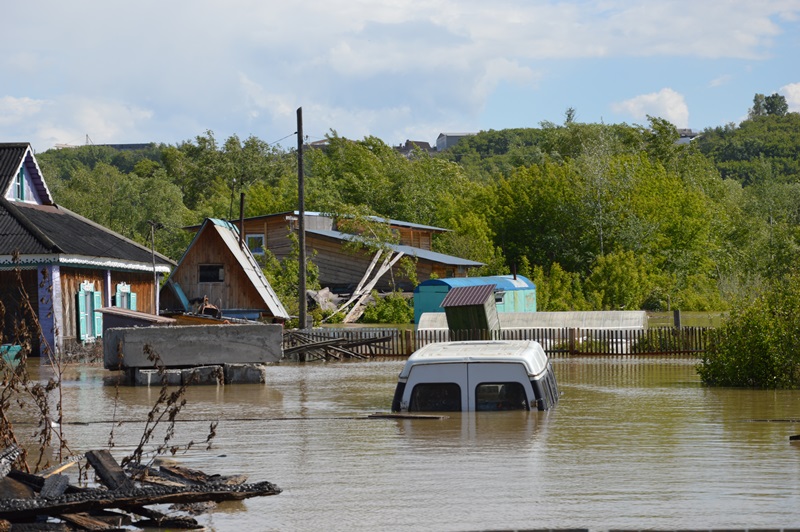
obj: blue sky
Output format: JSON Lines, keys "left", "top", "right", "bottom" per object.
{"left": 2, "top": 1, "right": 800, "bottom": 151}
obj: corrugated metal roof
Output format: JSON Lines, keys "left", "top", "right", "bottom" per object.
{"left": 307, "top": 229, "right": 484, "bottom": 267}
{"left": 0, "top": 200, "right": 54, "bottom": 254}
{"left": 416, "top": 275, "right": 534, "bottom": 292}
{"left": 417, "top": 311, "right": 648, "bottom": 331}
{"left": 440, "top": 284, "right": 495, "bottom": 308}
{"left": 0, "top": 143, "right": 28, "bottom": 198}
{"left": 210, "top": 221, "right": 289, "bottom": 319}
{"left": 1, "top": 200, "right": 174, "bottom": 267}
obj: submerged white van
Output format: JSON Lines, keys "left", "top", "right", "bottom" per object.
{"left": 391, "top": 340, "right": 559, "bottom": 412}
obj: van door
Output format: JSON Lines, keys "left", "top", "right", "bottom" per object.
{"left": 404, "top": 363, "right": 469, "bottom": 412}
{"left": 467, "top": 363, "right": 535, "bottom": 411}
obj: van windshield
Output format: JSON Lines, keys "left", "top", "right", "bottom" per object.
{"left": 475, "top": 382, "right": 529, "bottom": 411}
{"left": 410, "top": 383, "right": 461, "bottom": 412}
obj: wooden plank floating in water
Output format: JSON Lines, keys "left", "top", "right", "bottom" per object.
{"left": 367, "top": 413, "right": 449, "bottom": 420}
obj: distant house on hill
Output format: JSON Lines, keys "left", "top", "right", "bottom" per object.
{"left": 676, "top": 129, "right": 700, "bottom": 145}
{"left": 161, "top": 218, "right": 289, "bottom": 321}
{"left": 436, "top": 132, "right": 476, "bottom": 151}
{"left": 0, "top": 142, "right": 175, "bottom": 356}
{"left": 394, "top": 140, "right": 436, "bottom": 157}
{"left": 185, "top": 211, "right": 483, "bottom": 292}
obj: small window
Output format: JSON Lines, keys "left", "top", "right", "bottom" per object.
{"left": 15, "top": 168, "right": 25, "bottom": 201}
{"left": 114, "top": 282, "right": 137, "bottom": 311}
{"left": 77, "top": 281, "right": 103, "bottom": 342}
{"left": 199, "top": 264, "right": 224, "bottom": 283}
{"left": 409, "top": 383, "right": 461, "bottom": 412}
{"left": 246, "top": 234, "right": 265, "bottom": 255}
{"left": 475, "top": 382, "right": 529, "bottom": 411}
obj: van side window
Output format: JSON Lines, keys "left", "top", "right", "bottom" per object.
{"left": 410, "top": 383, "right": 461, "bottom": 412}
{"left": 475, "top": 382, "right": 529, "bottom": 411}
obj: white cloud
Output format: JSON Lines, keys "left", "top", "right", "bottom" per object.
{"left": 781, "top": 82, "right": 800, "bottom": 112}
{"left": 0, "top": 96, "right": 50, "bottom": 126}
{"left": 708, "top": 75, "right": 733, "bottom": 88}
{"left": 1, "top": 1, "right": 799, "bottom": 147}
{"left": 611, "top": 88, "right": 690, "bottom": 127}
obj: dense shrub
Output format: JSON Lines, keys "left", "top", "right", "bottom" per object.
{"left": 697, "top": 274, "right": 800, "bottom": 387}
{"left": 361, "top": 291, "right": 414, "bottom": 324}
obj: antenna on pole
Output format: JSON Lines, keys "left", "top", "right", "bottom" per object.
{"left": 297, "top": 107, "right": 307, "bottom": 333}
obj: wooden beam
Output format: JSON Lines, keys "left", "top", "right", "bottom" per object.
{"left": 85, "top": 451, "right": 134, "bottom": 492}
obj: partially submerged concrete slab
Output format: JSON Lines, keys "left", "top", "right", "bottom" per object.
{"left": 129, "top": 364, "right": 267, "bottom": 386}
{"left": 104, "top": 324, "right": 282, "bottom": 369}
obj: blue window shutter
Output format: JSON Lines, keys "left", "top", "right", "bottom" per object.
{"left": 93, "top": 290, "right": 103, "bottom": 338}
{"left": 77, "top": 289, "right": 87, "bottom": 341}
{"left": 129, "top": 292, "right": 137, "bottom": 311}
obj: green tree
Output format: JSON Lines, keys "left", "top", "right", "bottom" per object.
{"left": 765, "top": 93, "right": 789, "bottom": 117}
{"left": 749, "top": 93, "right": 767, "bottom": 119}
{"left": 584, "top": 250, "right": 657, "bottom": 310}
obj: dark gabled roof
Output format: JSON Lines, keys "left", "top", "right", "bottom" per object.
{"left": 0, "top": 198, "right": 174, "bottom": 267}
{"left": 0, "top": 143, "right": 53, "bottom": 205}
{"left": 0, "top": 143, "right": 29, "bottom": 197}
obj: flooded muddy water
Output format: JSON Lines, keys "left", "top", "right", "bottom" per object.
{"left": 35, "top": 357, "right": 800, "bottom": 530}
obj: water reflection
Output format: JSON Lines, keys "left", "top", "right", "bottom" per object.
{"left": 19, "top": 357, "right": 800, "bottom": 531}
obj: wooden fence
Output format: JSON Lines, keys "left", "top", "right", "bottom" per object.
{"left": 287, "top": 327, "right": 712, "bottom": 358}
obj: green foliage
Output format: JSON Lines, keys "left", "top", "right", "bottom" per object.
{"left": 584, "top": 251, "right": 658, "bottom": 310}
{"left": 259, "top": 233, "right": 320, "bottom": 320}
{"left": 749, "top": 93, "right": 788, "bottom": 119}
{"left": 31, "top": 110, "right": 800, "bottom": 315}
{"left": 529, "top": 263, "right": 589, "bottom": 311}
{"left": 361, "top": 291, "right": 414, "bottom": 324}
{"left": 698, "top": 273, "right": 800, "bottom": 388}
{"left": 695, "top": 113, "right": 800, "bottom": 185}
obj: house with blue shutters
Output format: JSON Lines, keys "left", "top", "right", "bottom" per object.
{"left": 0, "top": 143, "right": 175, "bottom": 357}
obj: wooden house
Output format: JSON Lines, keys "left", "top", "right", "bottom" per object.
{"left": 0, "top": 143, "right": 175, "bottom": 356}
{"left": 188, "top": 211, "right": 483, "bottom": 293}
{"left": 160, "top": 218, "right": 289, "bottom": 321}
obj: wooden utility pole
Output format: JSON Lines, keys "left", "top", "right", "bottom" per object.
{"left": 149, "top": 221, "right": 158, "bottom": 315}
{"left": 297, "top": 107, "right": 307, "bottom": 330}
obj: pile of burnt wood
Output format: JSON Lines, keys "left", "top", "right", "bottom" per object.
{"left": 0, "top": 445, "right": 281, "bottom": 530}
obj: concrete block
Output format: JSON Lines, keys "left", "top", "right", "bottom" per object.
{"left": 103, "top": 324, "right": 283, "bottom": 369}
{"left": 132, "top": 368, "right": 182, "bottom": 387}
{"left": 224, "top": 363, "right": 267, "bottom": 384}
{"left": 181, "top": 365, "right": 224, "bottom": 386}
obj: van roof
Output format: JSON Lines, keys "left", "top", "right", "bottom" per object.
{"left": 399, "top": 340, "right": 549, "bottom": 378}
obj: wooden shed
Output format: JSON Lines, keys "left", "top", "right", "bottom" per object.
{"left": 441, "top": 284, "right": 500, "bottom": 334}
{"left": 160, "top": 218, "right": 288, "bottom": 321}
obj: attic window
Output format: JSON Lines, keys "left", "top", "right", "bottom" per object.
{"left": 199, "top": 264, "right": 225, "bottom": 283}
{"left": 15, "top": 167, "right": 25, "bottom": 201}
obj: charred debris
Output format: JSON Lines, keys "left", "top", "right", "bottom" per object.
{"left": 0, "top": 445, "right": 280, "bottom": 530}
